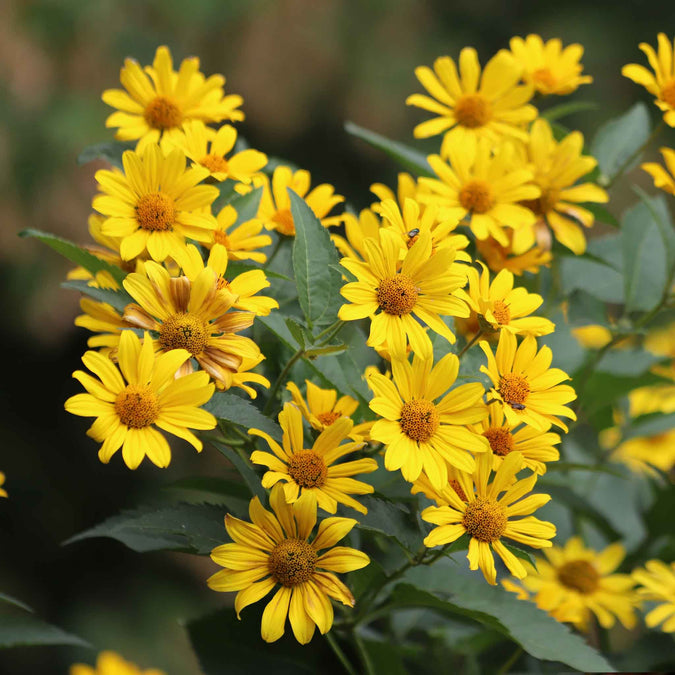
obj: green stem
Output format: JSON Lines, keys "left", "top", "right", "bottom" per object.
{"left": 605, "top": 120, "right": 665, "bottom": 189}
{"left": 266, "top": 236, "right": 284, "bottom": 267}
{"left": 496, "top": 646, "right": 523, "bottom": 675}
{"left": 325, "top": 632, "right": 358, "bottom": 675}
{"left": 458, "top": 329, "right": 484, "bottom": 358}
{"left": 353, "top": 631, "right": 376, "bottom": 675}
{"left": 314, "top": 319, "right": 346, "bottom": 345}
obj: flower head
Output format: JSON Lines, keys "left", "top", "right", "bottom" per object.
{"left": 70, "top": 651, "right": 165, "bottom": 675}
{"left": 331, "top": 208, "right": 382, "bottom": 262}
{"left": 209, "top": 204, "right": 273, "bottom": 264}
{"left": 475, "top": 232, "right": 552, "bottom": 277}
{"left": 633, "top": 560, "right": 675, "bottom": 632}
{"left": 0, "top": 472, "right": 7, "bottom": 498}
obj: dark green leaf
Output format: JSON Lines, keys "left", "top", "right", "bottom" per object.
{"left": 559, "top": 256, "right": 624, "bottom": 303}
{"left": 0, "top": 593, "right": 32, "bottom": 613}
{"left": 501, "top": 542, "right": 537, "bottom": 569}
{"left": 205, "top": 391, "right": 282, "bottom": 442}
{"left": 347, "top": 560, "right": 387, "bottom": 601}
{"left": 0, "top": 612, "right": 89, "bottom": 648}
{"left": 164, "top": 477, "right": 249, "bottom": 517}
{"left": 226, "top": 261, "right": 291, "bottom": 282}
{"left": 258, "top": 313, "right": 302, "bottom": 351}
{"left": 61, "top": 279, "right": 133, "bottom": 313}
{"left": 228, "top": 186, "right": 263, "bottom": 225}
{"left": 584, "top": 203, "right": 619, "bottom": 228}
{"left": 304, "top": 342, "right": 347, "bottom": 358}
{"left": 285, "top": 317, "right": 308, "bottom": 349}
{"left": 208, "top": 440, "right": 265, "bottom": 502}
{"left": 77, "top": 140, "right": 134, "bottom": 168}
{"left": 633, "top": 187, "right": 675, "bottom": 272}
{"left": 596, "top": 348, "right": 663, "bottom": 376}
{"left": 586, "top": 234, "right": 623, "bottom": 270}
{"left": 361, "top": 639, "right": 409, "bottom": 675}
{"left": 540, "top": 101, "right": 599, "bottom": 122}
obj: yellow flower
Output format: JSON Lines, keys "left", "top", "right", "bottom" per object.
{"left": 102, "top": 45, "right": 243, "bottom": 151}
{"left": 406, "top": 48, "right": 537, "bottom": 156}
{"left": 517, "top": 119, "right": 609, "bottom": 255}
{"left": 286, "top": 380, "right": 373, "bottom": 441}
{"left": 0, "top": 471, "right": 7, "bottom": 498}
{"left": 367, "top": 353, "right": 489, "bottom": 487}
{"left": 411, "top": 466, "right": 470, "bottom": 506}
{"left": 207, "top": 485, "right": 369, "bottom": 644}
{"left": 571, "top": 325, "right": 613, "bottom": 350}
{"left": 64, "top": 331, "right": 216, "bottom": 469}
{"left": 465, "top": 262, "right": 554, "bottom": 337}
{"left": 504, "top": 537, "right": 638, "bottom": 631}
{"left": 609, "top": 429, "right": 675, "bottom": 476}
{"left": 480, "top": 331, "right": 577, "bottom": 432}
{"left": 338, "top": 227, "right": 470, "bottom": 359}
{"left": 169, "top": 120, "right": 267, "bottom": 183}
{"left": 331, "top": 208, "right": 382, "bottom": 262}
{"left": 422, "top": 450, "right": 556, "bottom": 585}
{"left": 70, "top": 650, "right": 165, "bottom": 675}
{"left": 642, "top": 147, "right": 675, "bottom": 196}
{"left": 509, "top": 35, "right": 592, "bottom": 95}
{"left": 475, "top": 232, "right": 552, "bottom": 277}
{"left": 622, "top": 34, "right": 675, "bottom": 127}
{"left": 74, "top": 297, "right": 134, "bottom": 352}
{"left": 633, "top": 560, "right": 675, "bottom": 632}
{"left": 370, "top": 172, "right": 425, "bottom": 212}
{"left": 420, "top": 137, "right": 540, "bottom": 248}
{"left": 629, "top": 384, "right": 675, "bottom": 416}
{"left": 92, "top": 144, "right": 218, "bottom": 262}
{"left": 209, "top": 204, "right": 273, "bottom": 264}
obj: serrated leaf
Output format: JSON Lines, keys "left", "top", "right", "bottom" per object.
{"left": 0, "top": 612, "right": 89, "bottom": 648}
{"left": 77, "top": 140, "right": 134, "bottom": 168}
{"left": 345, "top": 121, "right": 433, "bottom": 177}
{"left": 559, "top": 256, "right": 624, "bottom": 303}
{"left": 208, "top": 440, "right": 265, "bottom": 502}
{"left": 61, "top": 279, "right": 133, "bottom": 313}
{"left": 205, "top": 391, "right": 282, "bottom": 442}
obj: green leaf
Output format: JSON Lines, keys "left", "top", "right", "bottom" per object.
{"left": 0, "top": 612, "right": 89, "bottom": 648}
{"left": 0, "top": 593, "right": 33, "bottom": 613}
{"left": 77, "top": 140, "right": 133, "bottom": 168}
{"left": 227, "top": 261, "right": 291, "bottom": 282}
{"left": 258, "top": 312, "right": 302, "bottom": 352}
{"left": 285, "top": 317, "right": 308, "bottom": 349}
{"left": 228, "top": 186, "right": 263, "bottom": 225}
{"left": 541, "top": 101, "right": 599, "bottom": 122}
{"left": 596, "top": 348, "right": 663, "bottom": 376}
{"left": 559, "top": 256, "right": 624, "bottom": 304}
{"left": 348, "top": 560, "right": 387, "bottom": 601}
{"left": 586, "top": 233, "right": 623, "bottom": 270}
{"left": 205, "top": 391, "right": 282, "bottom": 442}
{"left": 345, "top": 121, "right": 433, "bottom": 177}
{"left": 20, "top": 229, "right": 127, "bottom": 287}
{"left": 208, "top": 440, "right": 265, "bottom": 502}
{"left": 624, "top": 412, "right": 675, "bottom": 440}
{"left": 63, "top": 502, "right": 227, "bottom": 554}
{"left": 633, "top": 187, "right": 675, "bottom": 272}
{"left": 591, "top": 102, "right": 651, "bottom": 183}
{"left": 61, "top": 279, "right": 133, "bottom": 313}
{"left": 361, "top": 639, "right": 409, "bottom": 675}
{"left": 289, "top": 188, "right": 341, "bottom": 328}
{"left": 164, "top": 477, "right": 249, "bottom": 517}
{"left": 304, "top": 342, "right": 347, "bottom": 358}
{"left": 501, "top": 542, "right": 537, "bottom": 569}
{"left": 584, "top": 202, "right": 619, "bottom": 228}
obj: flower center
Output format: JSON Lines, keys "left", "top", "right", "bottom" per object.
{"left": 662, "top": 80, "right": 675, "bottom": 107}
{"left": 491, "top": 300, "right": 511, "bottom": 325}
{"left": 268, "top": 538, "right": 318, "bottom": 587}
{"left": 272, "top": 208, "right": 296, "bottom": 236}
{"left": 532, "top": 67, "right": 557, "bottom": 90}
{"left": 158, "top": 312, "right": 209, "bottom": 356}
{"left": 454, "top": 94, "right": 491, "bottom": 128}
{"left": 557, "top": 560, "right": 600, "bottom": 594}
{"left": 213, "top": 230, "right": 231, "bottom": 247}
{"left": 287, "top": 450, "right": 328, "bottom": 488}
{"left": 459, "top": 180, "right": 495, "bottom": 214}
{"left": 499, "top": 374, "right": 530, "bottom": 406}
{"left": 215, "top": 276, "right": 231, "bottom": 292}
{"left": 136, "top": 192, "right": 176, "bottom": 232}
{"left": 521, "top": 189, "right": 559, "bottom": 217}
{"left": 450, "top": 479, "right": 468, "bottom": 501}
{"left": 376, "top": 274, "right": 419, "bottom": 315}
{"left": 114, "top": 384, "right": 159, "bottom": 428}
{"left": 144, "top": 96, "right": 183, "bottom": 130}
{"left": 462, "top": 497, "right": 507, "bottom": 542}
{"left": 200, "top": 154, "right": 230, "bottom": 174}
{"left": 317, "top": 411, "right": 341, "bottom": 426}
{"left": 400, "top": 399, "right": 439, "bottom": 442}
{"left": 483, "top": 426, "right": 515, "bottom": 456}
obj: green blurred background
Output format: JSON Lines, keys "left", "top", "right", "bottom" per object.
{"left": 0, "top": 0, "right": 669, "bottom": 672}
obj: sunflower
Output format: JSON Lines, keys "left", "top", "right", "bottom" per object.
{"left": 516, "top": 119, "right": 609, "bottom": 255}
{"left": 286, "top": 380, "right": 373, "bottom": 441}
{"left": 338, "top": 228, "right": 470, "bottom": 359}
{"left": 503, "top": 537, "right": 638, "bottom": 631}
{"left": 70, "top": 651, "right": 165, "bottom": 675}
{"left": 331, "top": 208, "right": 382, "bottom": 262}
{"left": 169, "top": 120, "right": 267, "bottom": 183}
{"left": 420, "top": 137, "right": 540, "bottom": 248}
{"left": 250, "top": 402, "right": 377, "bottom": 514}
{"left": 93, "top": 143, "right": 218, "bottom": 262}
{"left": 633, "top": 560, "right": 675, "bottom": 632}
{"left": 65, "top": 330, "right": 216, "bottom": 469}
{"left": 480, "top": 331, "right": 577, "bottom": 432}
{"left": 475, "top": 232, "right": 552, "bottom": 277}
{"left": 0, "top": 472, "right": 7, "bottom": 498}
{"left": 422, "top": 450, "right": 556, "bottom": 585}
{"left": 367, "top": 352, "right": 489, "bottom": 487}
{"left": 642, "top": 147, "right": 675, "bottom": 196}
{"left": 465, "top": 262, "right": 554, "bottom": 337}
{"left": 622, "top": 33, "right": 675, "bottom": 127}
{"left": 406, "top": 48, "right": 537, "bottom": 156}
{"left": 509, "top": 35, "right": 592, "bottom": 96}
{"left": 209, "top": 204, "right": 272, "bottom": 263}
{"left": 102, "top": 45, "right": 243, "bottom": 151}
{"left": 207, "top": 485, "right": 369, "bottom": 644}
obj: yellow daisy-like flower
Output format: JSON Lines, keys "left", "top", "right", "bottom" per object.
{"left": 622, "top": 33, "right": 675, "bottom": 127}
{"left": 633, "top": 560, "right": 675, "bottom": 632}
{"left": 64, "top": 331, "right": 216, "bottom": 469}
{"left": 517, "top": 119, "right": 609, "bottom": 255}
{"left": 207, "top": 484, "right": 369, "bottom": 644}
{"left": 250, "top": 403, "right": 377, "bottom": 514}
{"left": 503, "top": 537, "right": 638, "bottom": 631}
{"left": 93, "top": 144, "right": 218, "bottom": 262}
{"left": 465, "top": 262, "right": 554, "bottom": 337}
{"left": 286, "top": 380, "right": 373, "bottom": 441}
{"left": 338, "top": 228, "right": 470, "bottom": 359}
{"left": 74, "top": 297, "right": 134, "bottom": 352}
{"left": 70, "top": 651, "right": 165, "bottom": 675}
{"left": 122, "top": 261, "right": 261, "bottom": 390}
{"left": 472, "top": 404, "right": 560, "bottom": 475}
{"left": 370, "top": 172, "right": 426, "bottom": 213}
{"left": 422, "top": 450, "right": 556, "bottom": 585}
{"left": 102, "top": 45, "right": 243, "bottom": 151}
{"left": 331, "top": 208, "right": 382, "bottom": 262}
{"left": 367, "top": 352, "right": 489, "bottom": 488}
{"left": 170, "top": 120, "right": 267, "bottom": 183}
{"left": 481, "top": 331, "right": 577, "bottom": 432}
{"left": 420, "top": 137, "right": 540, "bottom": 247}
{"left": 609, "top": 429, "right": 675, "bottom": 477}
{"left": 509, "top": 35, "right": 592, "bottom": 96}
{"left": 0, "top": 471, "right": 7, "bottom": 498}
{"left": 475, "top": 232, "right": 552, "bottom": 277}
{"left": 411, "top": 466, "right": 470, "bottom": 506}
{"left": 642, "top": 147, "right": 675, "bottom": 196}
{"left": 209, "top": 204, "right": 272, "bottom": 264}
{"left": 571, "top": 324, "right": 613, "bottom": 350}
{"left": 406, "top": 48, "right": 537, "bottom": 155}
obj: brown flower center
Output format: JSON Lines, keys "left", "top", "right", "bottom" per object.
{"left": 491, "top": 300, "right": 511, "bottom": 325}
{"left": 268, "top": 538, "right": 318, "bottom": 587}
{"left": 200, "top": 154, "right": 230, "bottom": 174}
{"left": 272, "top": 208, "right": 295, "bottom": 236}
{"left": 158, "top": 312, "right": 209, "bottom": 356}
{"left": 454, "top": 94, "right": 492, "bottom": 128}
{"left": 317, "top": 411, "right": 341, "bottom": 427}
{"left": 532, "top": 67, "right": 557, "bottom": 90}
{"left": 144, "top": 96, "right": 183, "bottom": 130}
{"left": 459, "top": 180, "right": 495, "bottom": 214}
{"left": 287, "top": 450, "right": 328, "bottom": 488}
{"left": 521, "top": 189, "right": 559, "bottom": 217}
{"left": 213, "top": 230, "right": 231, "bottom": 247}
{"left": 462, "top": 497, "right": 507, "bottom": 542}
{"left": 136, "top": 192, "right": 176, "bottom": 231}
{"left": 483, "top": 426, "right": 515, "bottom": 456}
{"left": 400, "top": 399, "right": 439, "bottom": 442}
{"left": 450, "top": 479, "right": 468, "bottom": 501}
{"left": 376, "top": 274, "right": 418, "bottom": 315}
{"left": 557, "top": 560, "right": 600, "bottom": 594}
{"left": 499, "top": 374, "right": 530, "bottom": 406}
{"left": 114, "top": 384, "right": 159, "bottom": 428}
{"left": 662, "top": 80, "right": 675, "bottom": 107}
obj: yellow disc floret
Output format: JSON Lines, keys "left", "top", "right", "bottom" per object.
{"left": 200, "top": 154, "right": 230, "bottom": 174}
{"left": 136, "top": 192, "right": 176, "bottom": 231}
{"left": 454, "top": 94, "right": 492, "bottom": 128}
{"left": 158, "top": 313, "right": 209, "bottom": 356}
{"left": 491, "top": 300, "right": 511, "bottom": 325}
{"left": 557, "top": 560, "right": 600, "bottom": 594}
{"left": 483, "top": 426, "right": 515, "bottom": 456}
{"left": 268, "top": 538, "right": 318, "bottom": 587}
{"left": 287, "top": 450, "right": 328, "bottom": 489}
{"left": 114, "top": 384, "right": 160, "bottom": 428}
{"left": 144, "top": 96, "right": 183, "bottom": 130}
{"left": 399, "top": 399, "right": 439, "bottom": 442}
{"left": 499, "top": 374, "right": 530, "bottom": 406}
{"left": 317, "top": 411, "right": 341, "bottom": 426}
{"left": 376, "top": 275, "right": 419, "bottom": 315}
{"left": 462, "top": 497, "right": 508, "bottom": 542}
{"left": 459, "top": 180, "right": 495, "bottom": 213}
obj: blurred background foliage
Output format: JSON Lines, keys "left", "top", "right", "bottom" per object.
{"left": 0, "top": 0, "right": 670, "bottom": 672}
